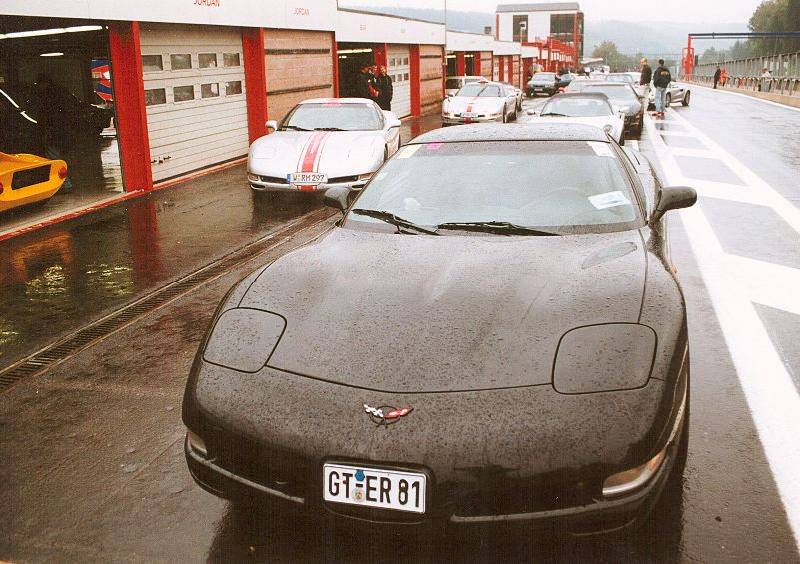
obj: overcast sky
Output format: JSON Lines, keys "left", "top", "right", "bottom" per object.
{"left": 343, "top": 0, "right": 763, "bottom": 24}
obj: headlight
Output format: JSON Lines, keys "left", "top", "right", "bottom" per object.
{"left": 203, "top": 308, "right": 286, "bottom": 373}
{"left": 602, "top": 447, "right": 666, "bottom": 497}
{"left": 357, "top": 173, "right": 373, "bottom": 181}
{"left": 553, "top": 323, "right": 656, "bottom": 394}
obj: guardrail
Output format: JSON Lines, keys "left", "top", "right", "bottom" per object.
{"left": 689, "top": 74, "right": 800, "bottom": 98}
{"left": 693, "top": 51, "right": 800, "bottom": 78}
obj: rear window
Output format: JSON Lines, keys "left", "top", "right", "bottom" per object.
{"left": 542, "top": 97, "right": 613, "bottom": 117}
{"left": 348, "top": 141, "right": 642, "bottom": 234}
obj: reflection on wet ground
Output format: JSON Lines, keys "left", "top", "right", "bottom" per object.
{"left": 0, "top": 165, "right": 323, "bottom": 368}
{"left": 0, "top": 137, "right": 123, "bottom": 235}
{"left": 659, "top": 135, "right": 706, "bottom": 150}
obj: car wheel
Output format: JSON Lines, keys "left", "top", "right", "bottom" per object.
{"left": 682, "top": 91, "right": 691, "bottom": 107}
{"left": 666, "top": 93, "right": 672, "bottom": 106}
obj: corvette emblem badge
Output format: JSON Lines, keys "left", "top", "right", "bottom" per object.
{"left": 363, "top": 403, "right": 413, "bottom": 426}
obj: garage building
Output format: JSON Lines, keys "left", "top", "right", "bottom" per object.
{"left": 446, "top": 31, "right": 494, "bottom": 83}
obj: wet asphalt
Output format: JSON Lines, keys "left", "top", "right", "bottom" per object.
{"left": 2, "top": 94, "right": 800, "bottom": 562}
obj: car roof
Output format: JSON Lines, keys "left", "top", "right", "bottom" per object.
{"left": 548, "top": 92, "right": 611, "bottom": 101}
{"left": 446, "top": 75, "right": 483, "bottom": 80}
{"left": 408, "top": 123, "right": 609, "bottom": 145}
{"left": 300, "top": 98, "right": 374, "bottom": 105}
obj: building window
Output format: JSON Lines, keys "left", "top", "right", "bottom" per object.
{"left": 513, "top": 15, "right": 528, "bottom": 43}
{"left": 170, "top": 53, "right": 192, "bottom": 70}
{"left": 144, "top": 88, "right": 166, "bottom": 106}
{"left": 142, "top": 55, "right": 163, "bottom": 72}
{"left": 225, "top": 80, "right": 243, "bottom": 95}
{"left": 550, "top": 14, "right": 576, "bottom": 48}
{"left": 402, "top": 57, "right": 409, "bottom": 65}
{"left": 223, "top": 52, "right": 241, "bottom": 67}
{"left": 173, "top": 85, "right": 195, "bottom": 102}
{"left": 201, "top": 83, "right": 220, "bottom": 98}
{"left": 199, "top": 53, "right": 218, "bottom": 68}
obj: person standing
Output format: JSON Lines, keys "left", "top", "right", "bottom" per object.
{"left": 720, "top": 65, "right": 728, "bottom": 87}
{"left": 652, "top": 59, "right": 672, "bottom": 118}
{"left": 713, "top": 65, "right": 721, "bottom": 89}
{"left": 640, "top": 58, "right": 652, "bottom": 107}
{"left": 760, "top": 67, "right": 772, "bottom": 92}
{"left": 355, "top": 65, "right": 373, "bottom": 100}
{"left": 375, "top": 66, "right": 393, "bottom": 111}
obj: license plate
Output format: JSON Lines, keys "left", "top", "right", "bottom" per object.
{"left": 461, "top": 112, "right": 477, "bottom": 118}
{"left": 288, "top": 172, "right": 327, "bottom": 185}
{"left": 534, "top": 88, "right": 543, "bottom": 91}
{"left": 323, "top": 463, "right": 426, "bottom": 514}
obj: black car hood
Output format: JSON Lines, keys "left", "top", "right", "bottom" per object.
{"left": 240, "top": 227, "right": 646, "bottom": 393}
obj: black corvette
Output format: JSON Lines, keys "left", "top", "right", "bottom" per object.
{"left": 183, "top": 123, "right": 696, "bottom": 536}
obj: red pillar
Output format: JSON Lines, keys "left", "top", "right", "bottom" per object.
{"left": 473, "top": 52, "right": 481, "bottom": 76}
{"left": 441, "top": 46, "right": 446, "bottom": 97}
{"left": 331, "top": 33, "right": 339, "bottom": 97}
{"left": 108, "top": 21, "right": 152, "bottom": 191}
{"left": 373, "top": 43, "right": 388, "bottom": 68}
{"left": 410, "top": 45, "right": 421, "bottom": 117}
{"left": 495, "top": 14, "right": 500, "bottom": 40}
{"left": 243, "top": 27, "right": 267, "bottom": 143}
{"left": 499, "top": 56, "right": 505, "bottom": 82}
{"left": 507, "top": 57, "right": 513, "bottom": 85}
{"left": 456, "top": 52, "right": 466, "bottom": 76}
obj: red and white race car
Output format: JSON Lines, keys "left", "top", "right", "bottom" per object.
{"left": 247, "top": 98, "right": 402, "bottom": 195}
{"left": 441, "top": 81, "right": 519, "bottom": 126}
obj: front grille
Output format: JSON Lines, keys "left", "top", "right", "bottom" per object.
{"left": 12, "top": 165, "right": 51, "bottom": 189}
{"left": 257, "top": 175, "right": 289, "bottom": 184}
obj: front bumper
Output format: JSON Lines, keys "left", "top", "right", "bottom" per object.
{"left": 527, "top": 86, "right": 556, "bottom": 96}
{"left": 249, "top": 175, "right": 369, "bottom": 193}
{"left": 441, "top": 115, "right": 503, "bottom": 126}
{"left": 184, "top": 359, "right": 686, "bottom": 536}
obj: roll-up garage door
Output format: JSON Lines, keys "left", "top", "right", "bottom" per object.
{"left": 388, "top": 45, "right": 411, "bottom": 118}
{"left": 140, "top": 24, "right": 249, "bottom": 183}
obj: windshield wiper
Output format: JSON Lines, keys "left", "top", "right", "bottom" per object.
{"left": 314, "top": 127, "right": 346, "bottom": 131}
{"left": 351, "top": 209, "right": 440, "bottom": 235}
{"left": 540, "top": 112, "right": 569, "bottom": 117}
{"left": 437, "top": 221, "right": 560, "bottom": 236}
{"left": 282, "top": 125, "right": 312, "bottom": 131}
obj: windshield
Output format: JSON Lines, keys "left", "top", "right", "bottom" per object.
{"left": 541, "top": 97, "right": 613, "bottom": 117}
{"left": 531, "top": 73, "right": 556, "bottom": 81}
{"left": 584, "top": 85, "right": 637, "bottom": 102}
{"left": 456, "top": 83, "right": 502, "bottom": 97}
{"left": 282, "top": 103, "right": 382, "bottom": 131}
{"left": 346, "top": 141, "right": 641, "bottom": 235}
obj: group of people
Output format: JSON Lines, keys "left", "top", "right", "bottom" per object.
{"left": 639, "top": 58, "right": 672, "bottom": 119}
{"left": 713, "top": 65, "right": 729, "bottom": 89}
{"left": 355, "top": 65, "right": 393, "bottom": 111}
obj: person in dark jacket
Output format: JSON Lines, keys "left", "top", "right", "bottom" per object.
{"left": 652, "top": 59, "right": 672, "bottom": 118}
{"left": 639, "top": 58, "right": 652, "bottom": 108}
{"left": 355, "top": 65, "right": 380, "bottom": 101}
{"left": 375, "top": 66, "right": 393, "bottom": 111}
{"left": 713, "top": 65, "right": 721, "bottom": 89}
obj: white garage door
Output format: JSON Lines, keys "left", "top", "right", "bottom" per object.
{"left": 493, "top": 57, "right": 500, "bottom": 81}
{"left": 388, "top": 45, "right": 411, "bottom": 118}
{"left": 140, "top": 25, "right": 249, "bottom": 182}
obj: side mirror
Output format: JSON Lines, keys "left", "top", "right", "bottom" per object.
{"left": 383, "top": 111, "right": 402, "bottom": 128}
{"left": 323, "top": 185, "right": 351, "bottom": 214}
{"left": 265, "top": 120, "right": 278, "bottom": 132}
{"left": 650, "top": 186, "right": 697, "bottom": 225}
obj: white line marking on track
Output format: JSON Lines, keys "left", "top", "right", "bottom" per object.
{"left": 646, "top": 111, "right": 800, "bottom": 552}
{"left": 690, "top": 82, "right": 800, "bottom": 114}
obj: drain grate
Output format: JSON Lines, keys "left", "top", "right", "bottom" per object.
{"left": 0, "top": 210, "right": 330, "bottom": 393}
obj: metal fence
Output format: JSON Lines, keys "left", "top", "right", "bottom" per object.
{"left": 690, "top": 51, "right": 800, "bottom": 97}
{"left": 693, "top": 51, "right": 800, "bottom": 77}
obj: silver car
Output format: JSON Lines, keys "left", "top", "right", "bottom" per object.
{"left": 247, "top": 98, "right": 401, "bottom": 195}
{"left": 442, "top": 81, "right": 518, "bottom": 125}
{"left": 648, "top": 81, "right": 691, "bottom": 109}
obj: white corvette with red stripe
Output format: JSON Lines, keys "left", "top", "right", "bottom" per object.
{"left": 247, "top": 98, "right": 402, "bottom": 194}
{"left": 441, "top": 81, "right": 518, "bottom": 126}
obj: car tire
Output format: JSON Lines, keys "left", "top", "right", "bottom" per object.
{"left": 682, "top": 92, "right": 691, "bottom": 107}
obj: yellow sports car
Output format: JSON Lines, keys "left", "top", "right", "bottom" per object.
{"left": 0, "top": 152, "right": 67, "bottom": 213}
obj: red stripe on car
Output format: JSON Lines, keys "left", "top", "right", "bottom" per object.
{"left": 297, "top": 132, "right": 330, "bottom": 191}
